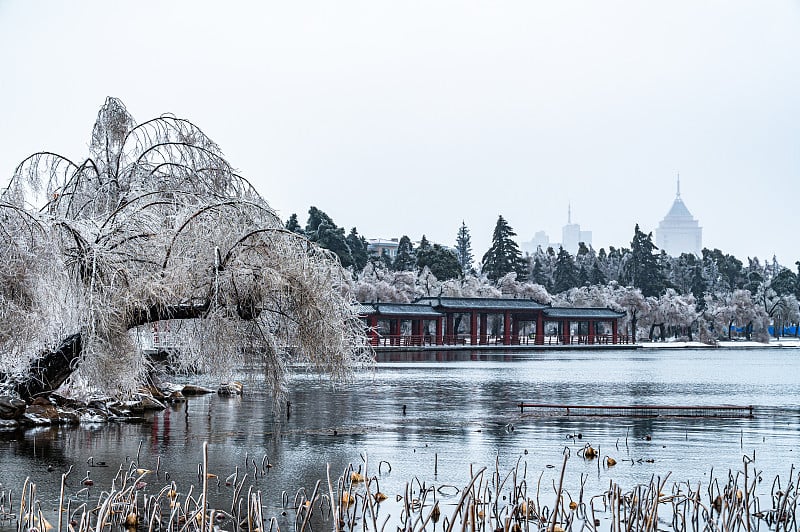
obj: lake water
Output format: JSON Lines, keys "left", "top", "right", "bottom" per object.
{"left": 2, "top": 347, "right": 800, "bottom": 529}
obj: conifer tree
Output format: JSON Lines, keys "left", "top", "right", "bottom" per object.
{"left": 418, "top": 235, "right": 432, "bottom": 252}
{"left": 531, "top": 256, "right": 549, "bottom": 287}
{"left": 553, "top": 247, "right": 579, "bottom": 293}
{"left": 285, "top": 213, "right": 303, "bottom": 234}
{"left": 590, "top": 260, "right": 607, "bottom": 285}
{"left": 623, "top": 224, "right": 665, "bottom": 297}
{"left": 346, "top": 228, "right": 369, "bottom": 272}
{"left": 455, "top": 221, "right": 474, "bottom": 273}
{"left": 418, "top": 243, "right": 462, "bottom": 280}
{"left": 305, "top": 207, "right": 354, "bottom": 268}
{"left": 481, "top": 215, "right": 527, "bottom": 282}
{"left": 392, "top": 235, "right": 416, "bottom": 271}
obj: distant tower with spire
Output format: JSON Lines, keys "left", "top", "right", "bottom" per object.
{"left": 656, "top": 174, "right": 702, "bottom": 256}
{"left": 562, "top": 203, "right": 592, "bottom": 254}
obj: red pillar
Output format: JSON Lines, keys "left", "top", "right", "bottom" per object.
{"left": 535, "top": 312, "right": 544, "bottom": 345}
{"left": 511, "top": 315, "right": 519, "bottom": 345}
{"left": 612, "top": 319, "right": 619, "bottom": 344}
{"left": 480, "top": 313, "right": 488, "bottom": 345}
{"left": 435, "top": 317, "right": 443, "bottom": 345}
{"left": 503, "top": 310, "right": 511, "bottom": 345}
{"left": 470, "top": 311, "right": 478, "bottom": 346}
{"left": 563, "top": 320, "right": 570, "bottom": 344}
{"left": 368, "top": 316, "right": 379, "bottom": 345}
{"left": 588, "top": 320, "right": 595, "bottom": 344}
{"left": 411, "top": 319, "right": 420, "bottom": 345}
{"left": 445, "top": 314, "right": 455, "bottom": 345}
{"left": 395, "top": 319, "right": 402, "bottom": 346}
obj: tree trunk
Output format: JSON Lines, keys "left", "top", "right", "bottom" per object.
{"left": 728, "top": 320, "right": 733, "bottom": 340}
{"left": 630, "top": 315, "right": 638, "bottom": 343}
{"left": 10, "top": 333, "right": 82, "bottom": 402}
{"left": 658, "top": 323, "right": 666, "bottom": 342}
{"left": 7, "top": 303, "right": 212, "bottom": 403}
{"left": 648, "top": 323, "right": 656, "bottom": 341}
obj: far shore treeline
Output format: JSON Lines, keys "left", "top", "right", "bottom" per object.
{"left": 288, "top": 207, "right": 800, "bottom": 343}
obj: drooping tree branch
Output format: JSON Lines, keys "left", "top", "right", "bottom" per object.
{"left": 0, "top": 97, "right": 372, "bottom": 401}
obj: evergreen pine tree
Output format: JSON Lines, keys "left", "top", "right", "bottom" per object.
{"left": 578, "top": 265, "right": 590, "bottom": 286}
{"left": 418, "top": 243, "right": 462, "bottom": 280}
{"left": 418, "top": 235, "right": 432, "bottom": 252}
{"left": 285, "top": 213, "right": 303, "bottom": 234}
{"left": 392, "top": 235, "right": 417, "bottom": 271}
{"left": 304, "top": 206, "right": 336, "bottom": 234}
{"left": 370, "top": 250, "right": 394, "bottom": 270}
{"left": 691, "top": 262, "right": 707, "bottom": 308}
{"left": 622, "top": 224, "right": 665, "bottom": 297}
{"left": 304, "top": 206, "right": 353, "bottom": 268}
{"left": 590, "top": 260, "right": 607, "bottom": 285}
{"left": 346, "top": 228, "right": 369, "bottom": 272}
{"left": 553, "top": 247, "right": 579, "bottom": 293}
{"left": 455, "top": 221, "right": 474, "bottom": 273}
{"left": 481, "top": 215, "right": 527, "bottom": 282}
{"left": 531, "top": 256, "right": 549, "bottom": 286}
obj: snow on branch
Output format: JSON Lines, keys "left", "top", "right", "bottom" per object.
{"left": 0, "top": 97, "right": 371, "bottom": 400}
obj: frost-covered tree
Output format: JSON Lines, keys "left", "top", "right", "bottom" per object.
{"left": 702, "top": 248, "right": 745, "bottom": 292}
{"left": 0, "top": 98, "right": 370, "bottom": 401}
{"left": 417, "top": 267, "right": 442, "bottom": 297}
{"left": 459, "top": 273, "right": 502, "bottom": 298}
{"left": 704, "top": 290, "right": 769, "bottom": 341}
{"left": 643, "top": 289, "right": 699, "bottom": 341}
{"left": 601, "top": 246, "right": 628, "bottom": 283}
{"left": 455, "top": 221, "right": 473, "bottom": 273}
{"left": 607, "top": 283, "right": 648, "bottom": 342}
{"left": 391, "top": 270, "right": 421, "bottom": 302}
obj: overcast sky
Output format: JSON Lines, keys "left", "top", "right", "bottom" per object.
{"left": 1, "top": 1, "right": 798, "bottom": 265}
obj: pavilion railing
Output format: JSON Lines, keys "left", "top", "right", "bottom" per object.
{"left": 369, "top": 333, "right": 632, "bottom": 347}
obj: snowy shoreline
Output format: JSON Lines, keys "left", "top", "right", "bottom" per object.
{"left": 638, "top": 338, "right": 800, "bottom": 349}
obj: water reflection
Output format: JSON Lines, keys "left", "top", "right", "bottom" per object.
{"left": 1, "top": 348, "right": 800, "bottom": 527}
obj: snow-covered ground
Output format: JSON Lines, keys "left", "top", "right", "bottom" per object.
{"left": 638, "top": 338, "right": 800, "bottom": 348}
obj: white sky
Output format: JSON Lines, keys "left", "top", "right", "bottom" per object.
{"left": 1, "top": 1, "right": 798, "bottom": 265}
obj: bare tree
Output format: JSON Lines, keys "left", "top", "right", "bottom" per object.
{"left": 0, "top": 98, "right": 371, "bottom": 401}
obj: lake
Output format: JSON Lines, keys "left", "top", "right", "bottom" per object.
{"left": 1, "top": 347, "right": 799, "bottom": 529}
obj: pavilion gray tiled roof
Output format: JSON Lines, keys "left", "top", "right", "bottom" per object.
{"left": 416, "top": 297, "right": 547, "bottom": 311}
{"left": 543, "top": 308, "right": 625, "bottom": 319}
{"left": 366, "top": 303, "right": 443, "bottom": 317}
{"left": 354, "top": 303, "right": 376, "bottom": 316}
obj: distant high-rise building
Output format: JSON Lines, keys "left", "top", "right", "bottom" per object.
{"left": 521, "top": 230, "right": 550, "bottom": 255}
{"left": 656, "top": 175, "right": 702, "bottom": 257}
{"left": 561, "top": 204, "right": 591, "bottom": 254}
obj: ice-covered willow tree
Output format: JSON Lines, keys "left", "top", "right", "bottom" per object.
{"left": 0, "top": 98, "right": 371, "bottom": 401}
